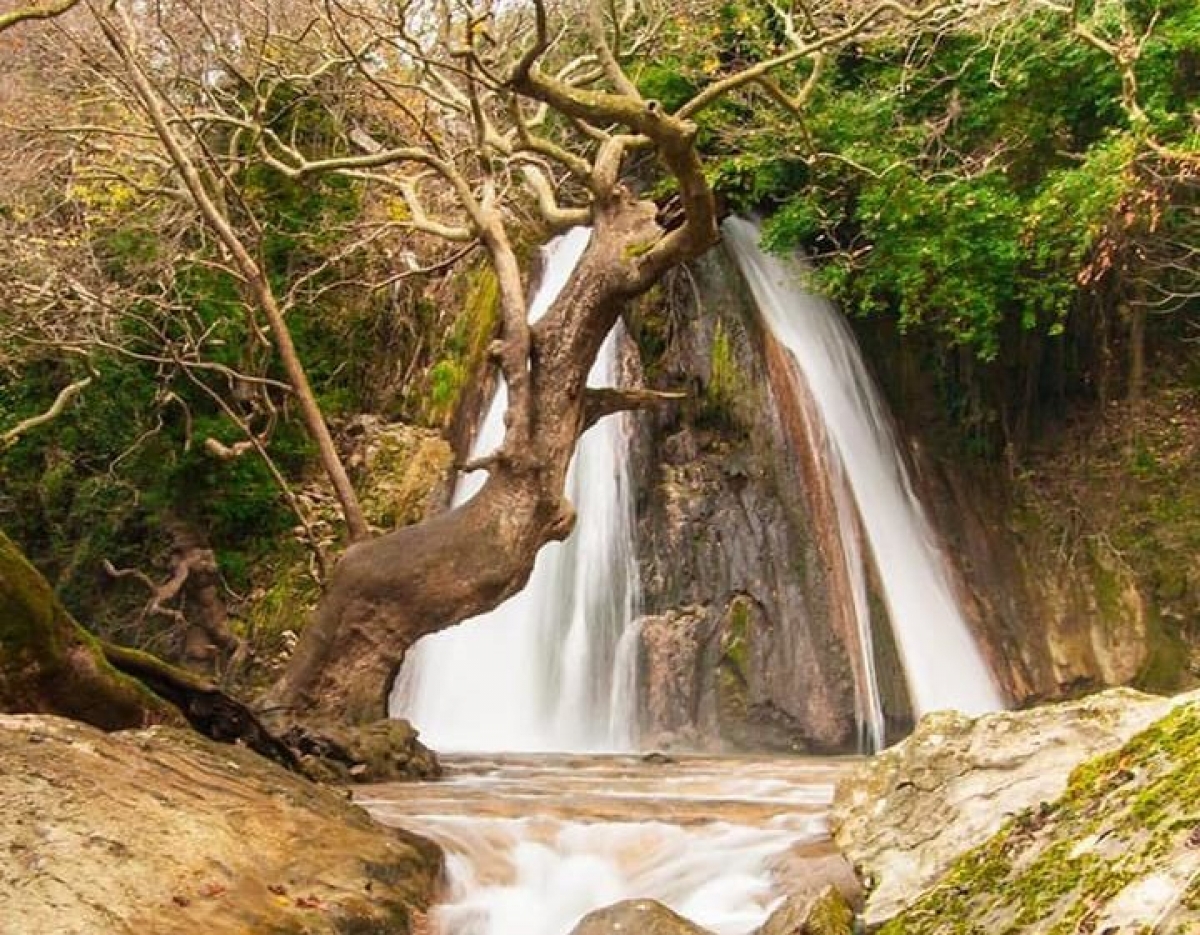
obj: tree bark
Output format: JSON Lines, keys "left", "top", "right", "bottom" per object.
{"left": 1, "top": 530, "right": 300, "bottom": 769}
{"left": 273, "top": 194, "right": 717, "bottom": 721}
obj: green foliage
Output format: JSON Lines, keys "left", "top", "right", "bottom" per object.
{"left": 743, "top": 14, "right": 1150, "bottom": 359}
{"left": 657, "top": 3, "right": 1198, "bottom": 455}
{"left": 417, "top": 265, "right": 501, "bottom": 426}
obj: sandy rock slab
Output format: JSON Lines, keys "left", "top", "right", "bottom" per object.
{"left": 0, "top": 714, "right": 441, "bottom": 935}
{"left": 569, "top": 899, "right": 716, "bottom": 935}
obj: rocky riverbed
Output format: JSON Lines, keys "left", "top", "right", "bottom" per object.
{"left": 4, "top": 689, "right": 1199, "bottom": 935}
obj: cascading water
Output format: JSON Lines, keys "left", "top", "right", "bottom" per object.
{"left": 359, "top": 754, "right": 847, "bottom": 935}
{"left": 723, "top": 217, "right": 1003, "bottom": 724}
{"left": 390, "top": 227, "right": 641, "bottom": 752}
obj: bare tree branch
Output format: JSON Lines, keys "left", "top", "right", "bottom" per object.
{"left": 0, "top": 377, "right": 92, "bottom": 449}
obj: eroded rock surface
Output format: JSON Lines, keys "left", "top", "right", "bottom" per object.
{"left": 832, "top": 688, "right": 1197, "bottom": 927}
{"left": 0, "top": 714, "right": 441, "bottom": 935}
{"left": 631, "top": 250, "right": 867, "bottom": 753}
{"left": 757, "top": 885, "right": 854, "bottom": 935}
{"left": 286, "top": 717, "right": 442, "bottom": 783}
{"left": 880, "top": 693, "right": 1200, "bottom": 934}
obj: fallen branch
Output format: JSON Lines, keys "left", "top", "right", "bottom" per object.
{"left": 101, "top": 641, "right": 300, "bottom": 771}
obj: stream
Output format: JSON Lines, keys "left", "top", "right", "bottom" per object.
{"left": 357, "top": 754, "right": 852, "bottom": 935}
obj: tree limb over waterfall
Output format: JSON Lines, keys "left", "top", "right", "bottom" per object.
{"left": 4, "top": 0, "right": 988, "bottom": 721}
{"left": 266, "top": 0, "right": 987, "bottom": 721}
{"left": 583, "top": 387, "right": 687, "bottom": 431}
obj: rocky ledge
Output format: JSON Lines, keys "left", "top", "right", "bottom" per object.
{"left": 832, "top": 687, "right": 1200, "bottom": 931}
{"left": 0, "top": 714, "right": 442, "bottom": 935}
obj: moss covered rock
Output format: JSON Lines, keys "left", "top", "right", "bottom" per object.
{"left": 285, "top": 718, "right": 442, "bottom": 783}
{"left": 882, "top": 694, "right": 1200, "bottom": 934}
{"left": 0, "top": 529, "right": 177, "bottom": 729}
{"left": 355, "top": 420, "right": 453, "bottom": 530}
{"left": 832, "top": 688, "right": 1196, "bottom": 927}
{"left": 758, "top": 885, "right": 854, "bottom": 935}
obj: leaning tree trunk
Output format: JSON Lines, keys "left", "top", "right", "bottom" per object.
{"left": 272, "top": 194, "right": 712, "bottom": 722}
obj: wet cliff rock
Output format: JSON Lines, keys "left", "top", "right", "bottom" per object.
{"left": 855, "top": 316, "right": 1200, "bottom": 707}
{"left": 630, "top": 248, "right": 875, "bottom": 753}
{"left": 0, "top": 714, "right": 441, "bottom": 935}
{"left": 831, "top": 688, "right": 1198, "bottom": 928}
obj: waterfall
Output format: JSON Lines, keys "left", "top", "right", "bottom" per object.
{"left": 723, "top": 217, "right": 1003, "bottom": 724}
{"left": 390, "top": 228, "right": 642, "bottom": 752}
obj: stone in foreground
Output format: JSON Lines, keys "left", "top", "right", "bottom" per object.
{"left": 570, "top": 899, "right": 716, "bottom": 935}
{"left": 882, "top": 694, "right": 1200, "bottom": 933}
{"left": 757, "top": 885, "right": 854, "bottom": 935}
{"left": 0, "top": 714, "right": 441, "bottom": 935}
{"left": 832, "top": 687, "right": 1199, "bottom": 928}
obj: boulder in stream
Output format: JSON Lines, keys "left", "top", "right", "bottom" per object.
{"left": 284, "top": 717, "right": 442, "bottom": 782}
{"left": 0, "top": 713, "right": 442, "bottom": 935}
{"left": 757, "top": 885, "right": 855, "bottom": 935}
{"left": 569, "top": 899, "right": 715, "bottom": 935}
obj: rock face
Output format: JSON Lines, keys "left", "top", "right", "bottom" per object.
{"left": 903, "top": 447, "right": 1155, "bottom": 706}
{"left": 0, "top": 714, "right": 441, "bottom": 935}
{"left": 880, "top": 693, "right": 1200, "bottom": 934}
{"left": 570, "top": 899, "right": 715, "bottom": 935}
{"left": 631, "top": 248, "right": 881, "bottom": 753}
{"left": 854, "top": 314, "right": 1200, "bottom": 708}
{"left": 351, "top": 418, "right": 454, "bottom": 531}
{"left": 757, "top": 885, "right": 855, "bottom": 935}
{"left": 831, "top": 688, "right": 1197, "bottom": 927}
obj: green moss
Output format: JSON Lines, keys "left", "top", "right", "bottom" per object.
{"left": 804, "top": 887, "right": 855, "bottom": 935}
{"left": 1087, "top": 541, "right": 1126, "bottom": 624}
{"left": 1134, "top": 607, "right": 1189, "bottom": 693}
{"left": 422, "top": 265, "right": 500, "bottom": 426}
{"left": 703, "top": 321, "right": 746, "bottom": 426}
{"left": 716, "top": 596, "right": 756, "bottom": 743}
{"left": 622, "top": 238, "right": 656, "bottom": 259}
{"left": 720, "top": 595, "right": 753, "bottom": 677}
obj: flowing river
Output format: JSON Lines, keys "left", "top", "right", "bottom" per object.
{"left": 357, "top": 754, "right": 852, "bottom": 935}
